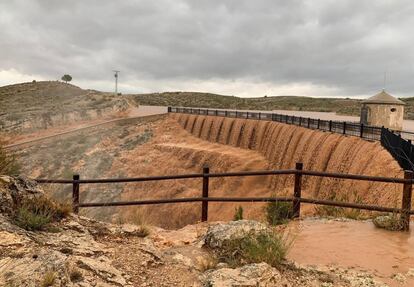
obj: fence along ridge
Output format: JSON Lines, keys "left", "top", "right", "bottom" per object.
{"left": 36, "top": 163, "right": 413, "bottom": 231}
{"left": 167, "top": 106, "right": 414, "bottom": 171}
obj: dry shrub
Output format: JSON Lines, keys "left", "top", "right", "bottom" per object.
{"left": 197, "top": 256, "right": 218, "bottom": 272}
{"left": 13, "top": 196, "right": 71, "bottom": 231}
{"left": 265, "top": 201, "right": 293, "bottom": 225}
{"left": 40, "top": 270, "right": 56, "bottom": 287}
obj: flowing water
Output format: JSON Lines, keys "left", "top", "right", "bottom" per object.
{"left": 171, "top": 114, "right": 404, "bottom": 209}
{"left": 288, "top": 219, "right": 414, "bottom": 287}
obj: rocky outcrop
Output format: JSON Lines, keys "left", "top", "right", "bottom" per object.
{"left": 204, "top": 220, "right": 268, "bottom": 249}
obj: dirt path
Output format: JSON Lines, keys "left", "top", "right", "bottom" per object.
{"left": 4, "top": 105, "right": 167, "bottom": 149}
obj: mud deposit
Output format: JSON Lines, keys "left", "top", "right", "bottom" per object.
{"left": 288, "top": 219, "right": 414, "bottom": 287}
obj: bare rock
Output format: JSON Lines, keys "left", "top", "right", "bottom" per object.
{"left": 201, "top": 263, "right": 281, "bottom": 286}
{"left": 0, "top": 175, "right": 42, "bottom": 215}
{"left": 204, "top": 220, "right": 269, "bottom": 249}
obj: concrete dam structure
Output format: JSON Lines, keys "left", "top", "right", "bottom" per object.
{"left": 171, "top": 113, "right": 403, "bottom": 210}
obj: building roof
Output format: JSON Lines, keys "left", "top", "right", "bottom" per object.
{"left": 362, "top": 90, "right": 405, "bottom": 105}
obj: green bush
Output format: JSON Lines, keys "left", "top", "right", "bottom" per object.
{"left": 218, "top": 231, "right": 290, "bottom": 267}
{"left": 266, "top": 201, "right": 293, "bottom": 225}
{"left": 14, "top": 207, "right": 52, "bottom": 231}
{"left": 13, "top": 196, "right": 71, "bottom": 231}
{"left": 233, "top": 206, "right": 243, "bottom": 221}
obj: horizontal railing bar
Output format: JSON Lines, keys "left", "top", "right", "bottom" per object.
{"left": 300, "top": 197, "right": 403, "bottom": 213}
{"left": 208, "top": 169, "right": 296, "bottom": 177}
{"left": 78, "top": 196, "right": 294, "bottom": 207}
{"left": 36, "top": 169, "right": 412, "bottom": 184}
{"left": 36, "top": 179, "right": 75, "bottom": 184}
{"left": 78, "top": 196, "right": 412, "bottom": 215}
{"left": 300, "top": 170, "right": 409, "bottom": 184}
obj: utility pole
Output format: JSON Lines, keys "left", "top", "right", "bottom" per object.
{"left": 113, "top": 70, "right": 120, "bottom": 94}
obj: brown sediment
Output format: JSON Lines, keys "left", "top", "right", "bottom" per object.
{"left": 171, "top": 114, "right": 404, "bottom": 209}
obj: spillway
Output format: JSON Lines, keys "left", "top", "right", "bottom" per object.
{"left": 171, "top": 114, "right": 403, "bottom": 209}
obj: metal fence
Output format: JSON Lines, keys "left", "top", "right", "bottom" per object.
{"left": 36, "top": 163, "right": 414, "bottom": 230}
{"left": 168, "top": 107, "right": 382, "bottom": 140}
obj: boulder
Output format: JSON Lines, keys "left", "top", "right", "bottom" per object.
{"left": 204, "top": 220, "right": 269, "bottom": 249}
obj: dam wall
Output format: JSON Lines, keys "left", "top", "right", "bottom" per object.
{"left": 171, "top": 114, "right": 403, "bottom": 208}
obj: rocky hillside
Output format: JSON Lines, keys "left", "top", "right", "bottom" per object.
{"left": 0, "top": 81, "right": 133, "bottom": 133}
{"left": 0, "top": 176, "right": 393, "bottom": 286}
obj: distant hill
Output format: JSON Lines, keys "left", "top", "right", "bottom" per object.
{"left": 0, "top": 81, "right": 131, "bottom": 133}
{"left": 132, "top": 91, "right": 414, "bottom": 119}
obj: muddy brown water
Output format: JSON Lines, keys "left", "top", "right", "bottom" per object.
{"left": 288, "top": 219, "right": 414, "bottom": 286}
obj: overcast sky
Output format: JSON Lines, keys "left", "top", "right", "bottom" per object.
{"left": 1, "top": 0, "right": 414, "bottom": 98}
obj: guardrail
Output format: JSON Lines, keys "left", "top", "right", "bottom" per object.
{"left": 167, "top": 106, "right": 382, "bottom": 140}
{"left": 36, "top": 163, "right": 414, "bottom": 231}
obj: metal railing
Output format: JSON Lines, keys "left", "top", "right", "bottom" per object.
{"left": 168, "top": 107, "right": 382, "bottom": 140}
{"left": 36, "top": 163, "right": 414, "bottom": 231}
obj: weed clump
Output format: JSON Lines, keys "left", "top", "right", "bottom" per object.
{"left": 233, "top": 206, "right": 243, "bottom": 221}
{"left": 40, "top": 270, "right": 56, "bottom": 287}
{"left": 266, "top": 201, "right": 293, "bottom": 225}
{"left": 13, "top": 196, "right": 71, "bottom": 231}
{"left": 218, "top": 230, "right": 291, "bottom": 267}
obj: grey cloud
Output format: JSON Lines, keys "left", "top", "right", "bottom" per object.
{"left": 1, "top": 0, "right": 414, "bottom": 96}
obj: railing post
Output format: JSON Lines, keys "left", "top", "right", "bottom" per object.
{"left": 343, "top": 122, "right": 346, "bottom": 134}
{"left": 307, "top": 117, "right": 310, "bottom": 128}
{"left": 329, "top": 120, "right": 332, "bottom": 132}
{"left": 401, "top": 170, "right": 413, "bottom": 231}
{"left": 360, "top": 123, "right": 364, "bottom": 138}
{"left": 259, "top": 112, "right": 261, "bottom": 120}
{"left": 72, "top": 174, "right": 80, "bottom": 214}
{"left": 215, "top": 110, "right": 218, "bottom": 116}
{"left": 317, "top": 118, "right": 320, "bottom": 129}
{"left": 167, "top": 106, "right": 172, "bottom": 113}
{"left": 293, "top": 162, "right": 303, "bottom": 218}
{"left": 201, "top": 166, "right": 209, "bottom": 222}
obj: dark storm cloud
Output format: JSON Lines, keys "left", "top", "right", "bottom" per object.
{"left": 1, "top": 0, "right": 414, "bottom": 96}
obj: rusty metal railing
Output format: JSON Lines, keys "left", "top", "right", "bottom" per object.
{"left": 35, "top": 162, "right": 413, "bottom": 231}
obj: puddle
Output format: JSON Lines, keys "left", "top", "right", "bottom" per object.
{"left": 288, "top": 219, "right": 414, "bottom": 286}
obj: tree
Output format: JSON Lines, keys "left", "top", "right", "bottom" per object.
{"left": 61, "top": 74, "right": 72, "bottom": 83}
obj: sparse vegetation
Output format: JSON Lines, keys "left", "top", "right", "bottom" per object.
{"left": 217, "top": 230, "right": 291, "bottom": 267}
{"left": 0, "top": 142, "right": 20, "bottom": 176}
{"left": 233, "top": 206, "right": 244, "bottom": 221}
{"left": 373, "top": 214, "right": 404, "bottom": 231}
{"left": 265, "top": 201, "right": 293, "bottom": 225}
{"left": 197, "top": 256, "right": 218, "bottom": 272}
{"left": 40, "top": 270, "right": 56, "bottom": 287}
{"left": 13, "top": 196, "right": 71, "bottom": 231}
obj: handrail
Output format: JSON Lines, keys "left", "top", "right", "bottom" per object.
{"left": 35, "top": 163, "right": 413, "bottom": 230}
{"left": 34, "top": 168, "right": 410, "bottom": 184}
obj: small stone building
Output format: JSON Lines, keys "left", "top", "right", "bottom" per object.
{"left": 360, "top": 90, "right": 405, "bottom": 130}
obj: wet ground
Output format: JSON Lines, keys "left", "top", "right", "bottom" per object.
{"left": 288, "top": 219, "right": 414, "bottom": 287}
